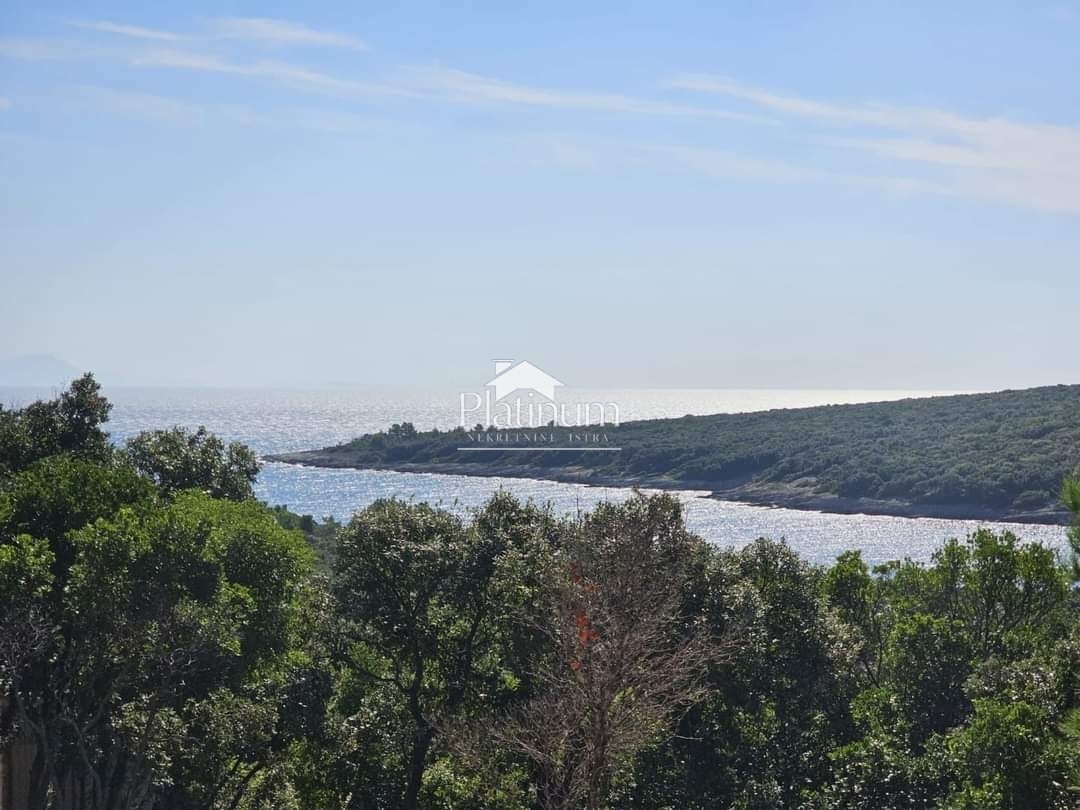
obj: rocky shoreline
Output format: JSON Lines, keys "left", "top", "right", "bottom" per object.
{"left": 264, "top": 453, "right": 1071, "bottom": 526}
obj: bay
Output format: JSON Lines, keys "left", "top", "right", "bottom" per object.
{"left": 1, "top": 386, "right": 1067, "bottom": 566}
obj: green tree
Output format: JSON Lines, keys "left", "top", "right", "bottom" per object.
{"left": 887, "top": 613, "right": 971, "bottom": 746}
{"left": 943, "top": 698, "right": 1079, "bottom": 809}
{"left": 822, "top": 550, "right": 892, "bottom": 687}
{"left": 1062, "top": 473, "right": 1080, "bottom": 578}
{"left": 1, "top": 491, "right": 313, "bottom": 810}
{"left": 333, "top": 493, "right": 554, "bottom": 810}
{"left": 0, "top": 383, "right": 349, "bottom": 808}
{"left": 928, "top": 530, "right": 1069, "bottom": 657}
{"left": 127, "top": 425, "right": 259, "bottom": 501}
{"left": 0, "top": 454, "right": 155, "bottom": 573}
{"left": 0, "top": 379, "right": 318, "bottom": 809}
{"left": 0, "top": 372, "right": 112, "bottom": 477}
{"left": 814, "top": 528, "right": 1075, "bottom": 809}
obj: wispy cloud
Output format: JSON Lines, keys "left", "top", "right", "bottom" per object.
{"left": 399, "top": 66, "right": 760, "bottom": 121}
{"left": 78, "top": 86, "right": 202, "bottom": 123}
{"left": 214, "top": 104, "right": 378, "bottom": 133}
{"left": 669, "top": 74, "right": 1080, "bottom": 215}
{"left": 131, "top": 50, "right": 398, "bottom": 98}
{"left": 130, "top": 54, "right": 756, "bottom": 120}
{"left": 65, "top": 19, "right": 187, "bottom": 42}
{"left": 511, "top": 134, "right": 939, "bottom": 197}
{"left": 509, "top": 134, "right": 603, "bottom": 169}
{"left": 0, "top": 37, "right": 96, "bottom": 60}
{"left": 11, "top": 14, "right": 1080, "bottom": 217}
{"left": 642, "top": 143, "right": 828, "bottom": 183}
{"left": 204, "top": 17, "right": 365, "bottom": 50}
{"left": 64, "top": 17, "right": 364, "bottom": 50}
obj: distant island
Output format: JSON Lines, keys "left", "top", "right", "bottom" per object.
{"left": 268, "top": 385, "right": 1080, "bottom": 524}
{"left": 0, "top": 353, "right": 81, "bottom": 387}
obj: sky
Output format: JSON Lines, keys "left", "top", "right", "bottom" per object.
{"left": 1, "top": 1, "right": 1078, "bottom": 389}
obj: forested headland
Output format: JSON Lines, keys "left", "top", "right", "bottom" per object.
{"left": 3, "top": 376, "right": 1080, "bottom": 809}
{"left": 270, "top": 384, "right": 1080, "bottom": 523}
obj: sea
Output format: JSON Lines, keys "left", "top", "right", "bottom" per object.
{"left": 0, "top": 386, "right": 1068, "bottom": 567}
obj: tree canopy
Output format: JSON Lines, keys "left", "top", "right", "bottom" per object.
{"left": 3, "top": 377, "right": 1080, "bottom": 809}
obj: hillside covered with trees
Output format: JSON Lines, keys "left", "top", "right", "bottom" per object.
{"left": 3, "top": 377, "right": 1080, "bottom": 809}
{"left": 271, "top": 384, "right": 1080, "bottom": 522}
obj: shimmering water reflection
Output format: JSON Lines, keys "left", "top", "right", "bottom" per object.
{"left": 257, "top": 463, "right": 1067, "bottom": 567}
{"left": 2, "top": 385, "right": 1067, "bottom": 567}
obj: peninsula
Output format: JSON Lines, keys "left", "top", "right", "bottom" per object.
{"left": 267, "top": 385, "right": 1080, "bottom": 524}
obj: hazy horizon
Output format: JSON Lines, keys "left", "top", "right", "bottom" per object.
{"left": 0, "top": 352, "right": 1063, "bottom": 393}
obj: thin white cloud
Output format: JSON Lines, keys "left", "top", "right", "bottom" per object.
{"left": 78, "top": 86, "right": 201, "bottom": 123}
{"left": 213, "top": 104, "right": 377, "bottom": 133}
{"left": 287, "top": 108, "right": 376, "bottom": 133}
{"left": 0, "top": 37, "right": 97, "bottom": 60}
{"left": 514, "top": 134, "right": 939, "bottom": 197}
{"left": 64, "top": 17, "right": 364, "bottom": 50}
{"left": 131, "top": 54, "right": 758, "bottom": 121}
{"left": 399, "top": 66, "right": 761, "bottom": 121}
{"left": 64, "top": 19, "right": 187, "bottom": 42}
{"left": 512, "top": 135, "right": 602, "bottom": 169}
{"left": 669, "top": 74, "right": 1080, "bottom": 215}
{"left": 643, "top": 143, "right": 828, "bottom": 183}
{"left": 669, "top": 74, "right": 914, "bottom": 127}
{"left": 0, "top": 98, "right": 10, "bottom": 110}
{"left": 132, "top": 49, "right": 398, "bottom": 98}
{"left": 654, "top": 144, "right": 951, "bottom": 200}
{"left": 17, "top": 15, "right": 1080, "bottom": 217}
{"left": 204, "top": 17, "right": 365, "bottom": 50}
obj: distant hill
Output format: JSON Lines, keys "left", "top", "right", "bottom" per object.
{"left": 269, "top": 385, "right": 1080, "bottom": 524}
{"left": 0, "top": 354, "right": 82, "bottom": 387}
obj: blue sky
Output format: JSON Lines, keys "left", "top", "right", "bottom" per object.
{"left": 1, "top": 2, "right": 1078, "bottom": 388}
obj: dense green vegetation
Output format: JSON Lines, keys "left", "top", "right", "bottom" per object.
{"left": 3, "top": 377, "right": 1080, "bottom": 809}
{"left": 272, "top": 384, "right": 1080, "bottom": 521}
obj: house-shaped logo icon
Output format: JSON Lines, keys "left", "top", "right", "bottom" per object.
{"left": 486, "top": 360, "right": 565, "bottom": 402}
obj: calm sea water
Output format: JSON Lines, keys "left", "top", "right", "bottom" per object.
{"left": 0, "top": 386, "right": 1068, "bottom": 566}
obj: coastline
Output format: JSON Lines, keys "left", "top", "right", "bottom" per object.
{"left": 263, "top": 454, "right": 1071, "bottom": 527}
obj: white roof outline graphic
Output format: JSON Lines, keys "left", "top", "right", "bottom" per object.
{"left": 485, "top": 360, "right": 565, "bottom": 402}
